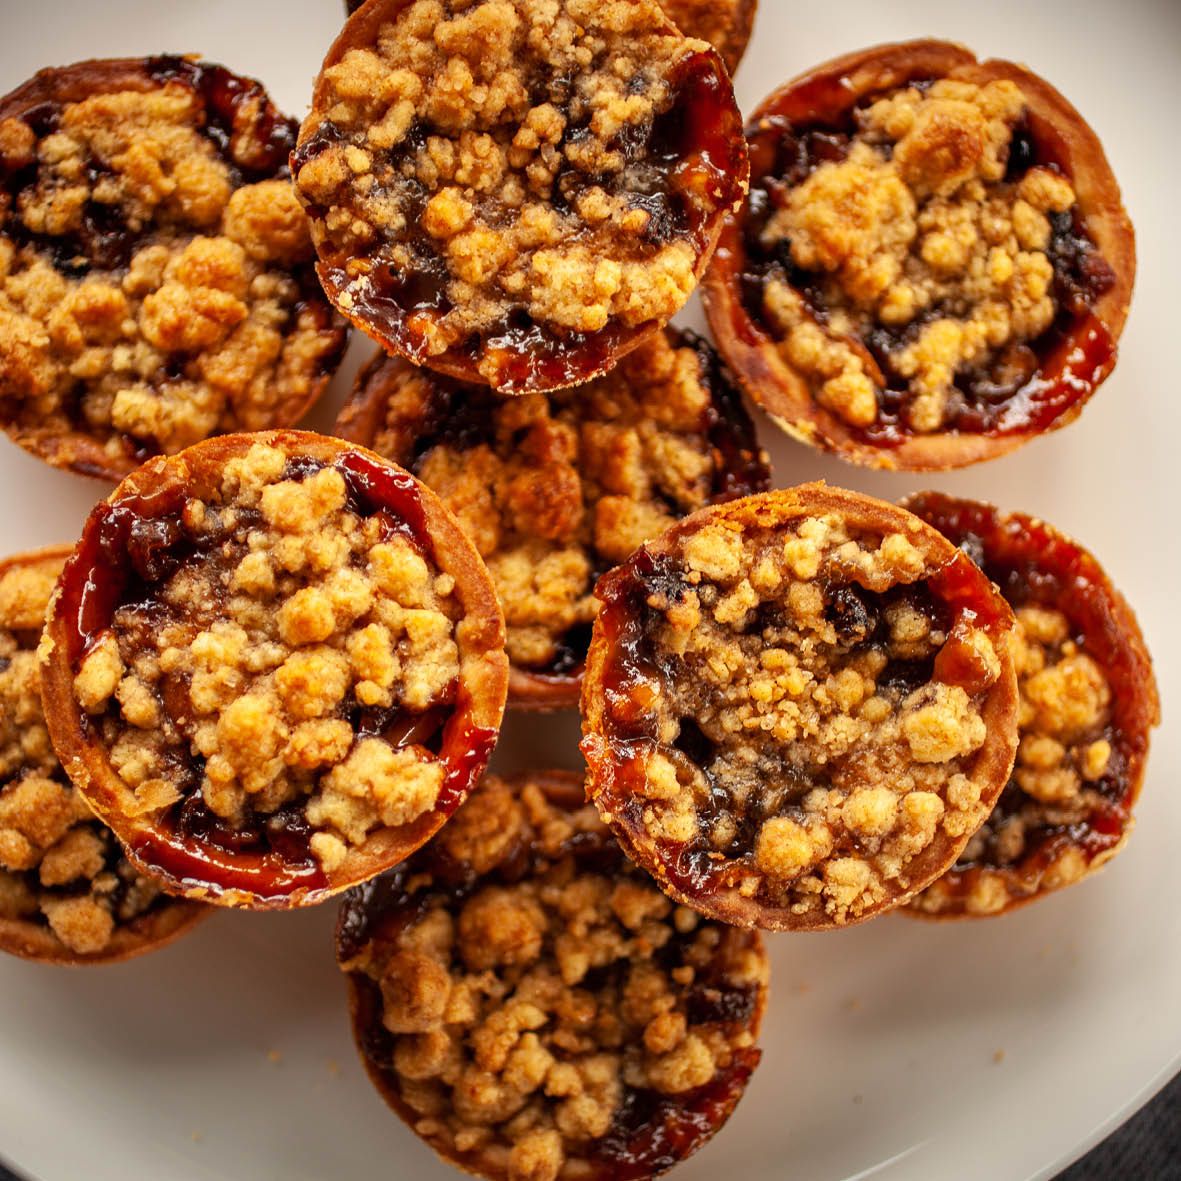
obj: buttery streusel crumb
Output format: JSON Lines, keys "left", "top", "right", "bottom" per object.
{"left": 345, "top": 331, "right": 767, "bottom": 676}
{"left": 0, "top": 552, "right": 174, "bottom": 956}
{"left": 584, "top": 493, "right": 1019, "bottom": 928}
{"left": 69, "top": 441, "right": 465, "bottom": 870}
{"left": 0, "top": 59, "right": 345, "bottom": 476}
{"left": 340, "top": 773, "right": 766, "bottom": 1181}
{"left": 749, "top": 77, "right": 1111, "bottom": 433}
{"left": 297, "top": 0, "right": 745, "bottom": 389}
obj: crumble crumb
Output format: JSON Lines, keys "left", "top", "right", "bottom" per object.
{"left": 0, "top": 552, "right": 174, "bottom": 956}
{"left": 298, "top": 0, "right": 744, "bottom": 387}
{"left": 341, "top": 773, "right": 767, "bottom": 1180}
{"left": 0, "top": 61, "right": 345, "bottom": 474}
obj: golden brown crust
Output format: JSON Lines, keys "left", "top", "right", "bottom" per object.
{"left": 581, "top": 483, "right": 1020, "bottom": 931}
{"left": 338, "top": 769, "right": 768, "bottom": 1181}
{"left": 334, "top": 331, "right": 769, "bottom": 710}
{"left": 0, "top": 545, "right": 205, "bottom": 964}
{"left": 0, "top": 57, "right": 347, "bottom": 481}
{"left": 703, "top": 39, "right": 1135, "bottom": 471}
{"left": 902, "top": 493, "right": 1159, "bottom": 919}
{"left": 39, "top": 430, "right": 508, "bottom": 910}
{"left": 296, "top": 0, "right": 748, "bottom": 393}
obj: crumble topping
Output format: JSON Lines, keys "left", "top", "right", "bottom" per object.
{"left": 0, "top": 61, "right": 345, "bottom": 473}
{"left": 344, "top": 0, "right": 754, "bottom": 72}
{"left": 920, "top": 605, "right": 1113, "bottom": 916}
{"left": 342, "top": 773, "right": 766, "bottom": 1180}
{"left": 0, "top": 553, "right": 171, "bottom": 955}
{"left": 750, "top": 77, "right": 1109, "bottom": 433}
{"left": 297, "top": 0, "right": 744, "bottom": 387}
{"left": 351, "top": 330, "right": 767, "bottom": 674}
{"left": 588, "top": 508, "right": 1012, "bottom": 925}
{"left": 69, "top": 441, "right": 465, "bottom": 872}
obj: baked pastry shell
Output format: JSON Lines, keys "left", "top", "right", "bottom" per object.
{"left": 0, "top": 57, "right": 345, "bottom": 482}
{"left": 702, "top": 38, "right": 1136, "bottom": 471}
{"left": 901, "top": 491, "right": 1160, "bottom": 919}
{"left": 581, "top": 482, "right": 1022, "bottom": 931}
{"left": 38, "top": 429, "right": 509, "bottom": 910}
{"left": 299, "top": 0, "right": 749, "bottom": 394}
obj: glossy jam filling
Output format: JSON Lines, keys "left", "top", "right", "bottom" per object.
{"left": 338, "top": 802, "right": 761, "bottom": 1179}
{"left": 911, "top": 496, "right": 1139, "bottom": 876}
{"left": 58, "top": 450, "right": 495, "bottom": 894}
{"left": 592, "top": 542, "right": 1007, "bottom": 900}
{"left": 367, "top": 330, "right": 767, "bottom": 681}
{"left": 296, "top": 47, "right": 744, "bottom": 391}
{"left": 735, "top": 79, "right": 1116, "bottom": 442}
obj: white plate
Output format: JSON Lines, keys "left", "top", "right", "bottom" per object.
{"left": 0, "top": 2, "right": 1178, "bottom": 1179}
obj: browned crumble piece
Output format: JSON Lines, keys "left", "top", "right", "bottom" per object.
{"left": 297, "top": 0, "right": 746, "bottom": 391}
{"left": 0, "top": 550, "right": 198, "bottom": 961}
{"left": 0, "top": 58, "right": 346, "bottom": 478}
{"left": 337, "top": 329, "right": 768, "bottom": 698}
{"left": 338, "top": 772, "right": 767, "bottom": 1180}
{"left": 582, "top": 487, "right": 1020, "bottom": 930}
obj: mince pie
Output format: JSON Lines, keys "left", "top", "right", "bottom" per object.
{"left": 704, "top": 40, "right": 1135, "bottom": 470}
{"left": 581, "top": 484, "right": 1021, "bottom": 930}
{"left": 904, "top": 493, "right": 1159, "bottom": 918}
{"left": 39, "top": 430, "right": 509, "bottom": 909}
{"left": 0, "top": 546, "right": 204, "bottom": 962}
{"left": 334, "top": 329, "right": 769, "bottom": 708}
{"left": 344, "top": 0, "right": 757, "bottom": 74}
{"left": 295, "top": 0, "right": 748, "bottom": 393}
{"left": 0, "top": 57, "right": 347, "bottom": 480}
{"left": 337, "top": 769, "right": 767, "bottom": 1181}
